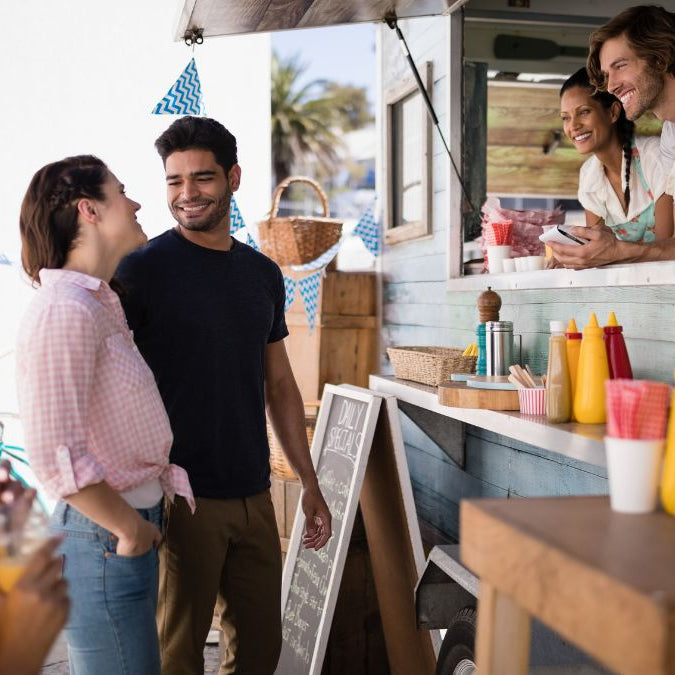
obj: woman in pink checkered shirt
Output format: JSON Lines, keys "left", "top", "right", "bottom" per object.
{"left": 15, "top": 155, "right": 194, "bottom": 674}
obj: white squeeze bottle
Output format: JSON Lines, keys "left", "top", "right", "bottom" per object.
{"left": 545, "top": 320, "right": 571, "bottom": 423}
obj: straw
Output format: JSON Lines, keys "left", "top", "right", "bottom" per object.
{"left": 605, "top": 379, "right": 671, "bottom": 439}
{"left": 636, "top": 382, "right": 671, "bottom": 439}
{"left": 484, "top": 220, "right": 513, "bottom": 246}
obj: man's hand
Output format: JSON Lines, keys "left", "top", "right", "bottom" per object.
{"left": 0, "top": 536, "right": 70, "bottom": 675}
{"left": 300, "top": 483, "right": 331, "bottom": 551}
{"left": 548, "top": 225, "right": 621, "bottom": 269}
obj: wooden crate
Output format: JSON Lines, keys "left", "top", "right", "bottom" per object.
{"left": 284, "top": 271, "right": 378, "bottom": 401}
{"left": 270, "top": 474, "right": 302, "bottom": 563}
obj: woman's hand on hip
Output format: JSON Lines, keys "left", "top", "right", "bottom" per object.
{"left": 115, "top": 517, "right": 162, "bottom": 557}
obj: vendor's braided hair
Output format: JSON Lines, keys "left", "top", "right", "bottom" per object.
{"left": 560, "top": 68, "right": 635, "bottom": 210}
{"left": 20, "top": 155, "right": 108, "bottom": 284}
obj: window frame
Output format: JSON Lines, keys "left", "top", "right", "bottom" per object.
{"left": 384, "top": 61, "right": 433, "bottom": 245}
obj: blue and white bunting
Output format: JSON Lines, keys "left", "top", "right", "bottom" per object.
{"left": 298, "top": 271, "right": 322, "bottom": 333}
{"left": 246, "top": 233, "right": 260, "bottom": 252}
{"left": 352, "top": 202, "right": 380, "bottom": 256}
{"left": 283, "top": 276, "right": 297, "bottom": 312}
{"left": 229, "top": 197, "right": 246, "bottom": 233}
{"left": 290, "top": 239, "right": 342, "bottom": 272}
{"left": 152, "top": 58, "right": 205, "bottom": 116}
{"left": 218, "top": 200, "right": 379, "bottom": 327}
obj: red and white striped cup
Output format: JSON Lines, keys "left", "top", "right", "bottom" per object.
{"left": 518, "top": 387, "right": 546, "bottom": 415}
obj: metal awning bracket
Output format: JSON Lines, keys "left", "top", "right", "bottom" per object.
{"left": 183, "top": 27, "right": 204, "bottom": 47}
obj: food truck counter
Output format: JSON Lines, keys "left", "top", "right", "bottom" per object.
{"left": 369, "top": 374, "right": 606, "bottom": 468}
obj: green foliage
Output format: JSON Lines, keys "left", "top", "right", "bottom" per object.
{"left": 271, "top": 51, "right": 373, "bottom": 185}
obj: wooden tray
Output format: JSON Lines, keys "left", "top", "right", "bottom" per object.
{"left": 438, "top": 380, "right": 520, "bottom": 410}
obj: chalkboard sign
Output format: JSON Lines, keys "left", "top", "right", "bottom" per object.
{"left": 276, "top": 384, "right": 382, "bottom": 675}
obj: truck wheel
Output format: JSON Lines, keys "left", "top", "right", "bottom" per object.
{"left": 436, "top": 606, "right": 477, "bottom": 675}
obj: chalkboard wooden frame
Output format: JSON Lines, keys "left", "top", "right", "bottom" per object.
{"left": 278, "top": 384, "right": 382, "bottom": 675}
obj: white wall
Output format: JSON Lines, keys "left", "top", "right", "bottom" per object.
{"left": 0, "top": 0, "right": 271, "bottom": 261}
{"left": 0, "top": 0, "right": 271, "bottom": 418}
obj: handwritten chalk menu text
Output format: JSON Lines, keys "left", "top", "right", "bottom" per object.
{"left": 276, "top": 386, "right": 381, "bottom": 675}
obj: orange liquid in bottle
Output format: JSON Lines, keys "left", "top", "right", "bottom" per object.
{"left": 0, "top": 557, "right": 26, "bottom": 592}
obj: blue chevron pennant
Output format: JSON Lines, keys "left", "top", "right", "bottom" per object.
{"left": 298, "top": 271, "right": 322, "bottom": 333}
{"left": 229, "top": 197, "right": 245, "bottom": 233}
{"left": 152, "top": 58, "right": 205, "bottom": 116}
{"left": 246, "top": 233, "right": 260, "bottom": 252}
{"left": 283, "top": 276, "right": 296, "bottom": 312}
{"left": 290, "top": 239, "right": 342, "bottom": 272}
{"left": 352, "top": 202, "right": 380, "bottom": 256}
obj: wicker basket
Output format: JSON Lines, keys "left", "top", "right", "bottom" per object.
{"left": 268, "top": 401, "right": 321, "bottom": 480}
{"left": 387, "top": 346, "right": 477, "bottom": 387}
{"left": 258, "top": 176, "right": 343, "bottom": 266}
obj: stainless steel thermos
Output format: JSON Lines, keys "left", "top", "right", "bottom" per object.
{"left": 485, "top": 321, "right": 520, "bottom": 376}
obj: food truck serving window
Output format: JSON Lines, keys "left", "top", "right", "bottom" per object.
{"left": 443, "top": 5, "right": 675, "bottom": 291}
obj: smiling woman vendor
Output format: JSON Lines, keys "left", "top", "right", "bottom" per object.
{"left": 560, "top": 67, "right": 673, "bottom": 243}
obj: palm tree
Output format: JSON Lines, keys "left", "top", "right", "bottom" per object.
{"left": 271, "top": 52, "right": 345, "bottom": 186}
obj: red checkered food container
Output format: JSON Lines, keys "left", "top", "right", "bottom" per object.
{"left": 518, "top": 388, "right": 546, "bottom": 415}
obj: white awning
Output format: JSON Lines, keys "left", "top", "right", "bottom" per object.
{"left": 174, "top": 0, "right": 451, "bottom": 40}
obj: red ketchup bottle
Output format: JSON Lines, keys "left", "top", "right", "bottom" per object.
{"left": 603, "top": 311, "right": 633, "bottom": 380}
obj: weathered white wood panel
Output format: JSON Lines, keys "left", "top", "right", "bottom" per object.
{"left": 382, "top": 253, "right": 447, "bottom": 283}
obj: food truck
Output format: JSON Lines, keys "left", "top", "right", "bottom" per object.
{"left": 172, "top": 1, "right": 675, "bottom": 672}
{"left": 2, "top": 0, "right": 672, "bottom": 672}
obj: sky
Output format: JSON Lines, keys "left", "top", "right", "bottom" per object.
{"left": 271, "top": 23, "right": 376, "bottom": 107}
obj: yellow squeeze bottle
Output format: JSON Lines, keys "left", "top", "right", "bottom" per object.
{"left": 660, "top": 368, "right": 675, "bottom": 515}
{"left": 573, "top": 313, "right": 610, "bottom": 424}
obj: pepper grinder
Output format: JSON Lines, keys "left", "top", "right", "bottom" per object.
{"left": 476, "top": 287, "right": 501, "bottom": 376}
{"left": 477, "top": 286, "right": 501, "bottom": 323}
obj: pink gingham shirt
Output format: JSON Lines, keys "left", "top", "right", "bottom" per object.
{"left": 15, "top": 269, "right": 195, "bottom": 512}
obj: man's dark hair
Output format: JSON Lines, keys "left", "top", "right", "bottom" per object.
{"left": 154, "top": 116, "right": 238, "bottom": 173}
{"left": 588, "top": 5, "right": 675, "bottom": 90}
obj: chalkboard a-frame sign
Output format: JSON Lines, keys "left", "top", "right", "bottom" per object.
{"left": 276, "top": 384, "right": 381, "bottom": 675}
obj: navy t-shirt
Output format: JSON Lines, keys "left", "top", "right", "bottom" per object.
{"left": 116, "top": 229, "right": 288, "bottom": 499}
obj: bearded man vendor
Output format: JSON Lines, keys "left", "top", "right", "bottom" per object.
{"left": 550, "top": 5, "right": 675, "bottom": 268}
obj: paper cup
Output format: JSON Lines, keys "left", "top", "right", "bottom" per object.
{"left": 518, "top": 388, "right": 546, "bottom": 415}
{"left": 501, "top": 258, "right": 516, "bottom": 273}
{"left": 524, "top": 255, "right": 546, "bottom": 271}
{"left": 486, "top": 245, "right": 511, "bottom": 274}
{"left": 514, "top": 257, "right": 527, "bottom": 273}
{"left": 604, "top": 437, "right": 665, "bottom": 513}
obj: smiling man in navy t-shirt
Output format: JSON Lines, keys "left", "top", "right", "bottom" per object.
{"left": 116, "top": 116, "right": 331, "bottom": 675}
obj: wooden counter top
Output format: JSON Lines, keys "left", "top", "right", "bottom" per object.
{"left": 369, "top": 374, "right": 606, "bottom": 467}
{"left": 461, "top": 496, "right": 675, "bottom": 674}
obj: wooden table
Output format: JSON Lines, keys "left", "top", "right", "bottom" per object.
{"left": 460, "top": 496, "right": 675, "bottom": 675}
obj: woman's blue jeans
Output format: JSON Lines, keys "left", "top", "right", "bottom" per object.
{"left": 50, "top": 500, "right": 162, "bottom": 675}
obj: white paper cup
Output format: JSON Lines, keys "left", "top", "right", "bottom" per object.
{"left": 486, "top": 245, "right": 511, "bottom": 274}
{"left": 604, "top": 437, "right": 665, "bottom": 513}
{"left": 514, "top": 257, "right": 527, "bottom": 273}
{"left": 524, "top": 255, "right": 547, "bottom": 271}
{"left": 501, "top": 258, "right": 516, "bottom": 273}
